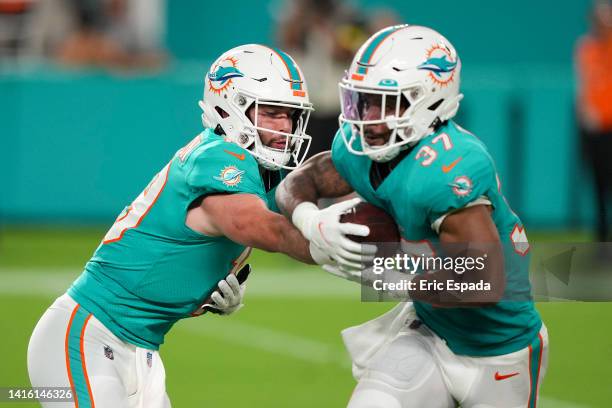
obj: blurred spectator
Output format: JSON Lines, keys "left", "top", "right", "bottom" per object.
{"left": 575, "top": 0, "right": 612, "bottom": 243}
{"left": 22, "top": 0, "right": 73, "bottom": 58}
{"left": 0, "top": 0, "right": 37, "bottom": 58}
{"left": 368, "top": 7, "right": 401, "bottom": 33}
{"left": 4, "top": 0, "right": 167, "bottom": 69}
{"left": 108, "top": 0, "right": 166, "bottom": 56}
{"left": 54, "top": 0, "right": 167, "bottom": 69}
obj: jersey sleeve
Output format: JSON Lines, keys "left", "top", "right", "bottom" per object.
{"left": 418, "top": 147, "right": 497, "bottom": 233}
{"left": 185, "top": 141, "right": 266, "bottom": 200}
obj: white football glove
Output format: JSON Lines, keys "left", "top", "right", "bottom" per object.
{"left": 205, "top": 274, "right": 245, "bottom": 315}
{"left": 322, "top": 263, "right": 362, "bottom": 283}
{"left": 292, "top": 198, "right": 377, "bottom": 269}
{"left": 308, "top": 241, "right": 335, "bottom": 265}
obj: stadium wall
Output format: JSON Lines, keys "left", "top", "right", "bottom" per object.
{"left": 0, "top": 0, "right": 593, "bottom": 229}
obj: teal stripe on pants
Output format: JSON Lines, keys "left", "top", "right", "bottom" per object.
{"left": 67, "top": 306, "right": 94, "bottom": 407}
{"left": 528, "top": 333, "right": 543, "bottom": 408}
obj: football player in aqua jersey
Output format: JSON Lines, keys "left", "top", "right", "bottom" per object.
{"left": 27, "top": 44, "right": 371, "bottom": 408}
{"left": 277, "top": 25, "right": 548, "bottom": 408}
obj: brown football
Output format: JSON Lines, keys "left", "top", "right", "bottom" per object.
{"left": 340, "top": 201, "right": 401, "bottom": 245}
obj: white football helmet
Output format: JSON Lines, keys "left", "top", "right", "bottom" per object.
{"left": 199, "top": 44, "right": 313, "bottom": 170}
{"left": 339, "top": 25, "right": 463, "bottom": 162}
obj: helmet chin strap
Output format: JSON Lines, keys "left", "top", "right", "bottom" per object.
{"left": 247, "top": 133, "right": 294, "bottom": 170}
{"left": 254, "top": 146, "right": 292, "bottom": 170}
{"left": 367, "top": 145, "right": 401, "bottom": 162}
{"left": 364, "top": 117, "right": 411, "bottom": 162}
{"left": 366, "top": 121, "right": 429, "bottom": 163}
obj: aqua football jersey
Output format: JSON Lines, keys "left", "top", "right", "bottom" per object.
{"left": 331, "top": 121, "right": 541, "bottom": 356}
{"left": 69, "top": 128, "right": 281, "bottom": 350}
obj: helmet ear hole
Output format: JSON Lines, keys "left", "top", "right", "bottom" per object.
{"left": 215, "top": 106, "right": 230, "bottom": 118}
{"left": 213, "top": 124, "right": 226, "bottom": 136}
{"left": 428, "top": 99, "right": 444, "bottom": 111}
{"left": 244, "top": 102, "right": 256, "bottom": 123}
{"left": 400, "top": 95, "right": 411, "bottom": 111}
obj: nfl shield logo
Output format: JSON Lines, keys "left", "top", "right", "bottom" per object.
{"left": 104, "top": 345, "right": 114, "bottom": 360}
{"left": 146, "top": 352, "right": 153, "bottom": 368}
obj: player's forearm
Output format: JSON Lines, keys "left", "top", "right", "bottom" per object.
{"left": 233, "top": 212, "right": 314, "bottom": 264}
{"left": 276, "top": 151, "right": 353, "bottom": 218}
{"left": 202, "top": 194, "right": 314, "bottom": 263}
{"left": 275, "top": 221, "right": 316, "bottom": 264}
{"left": 275, "top": 167, "right": 320, "bottom": 219}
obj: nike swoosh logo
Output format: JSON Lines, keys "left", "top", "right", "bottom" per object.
{"left": 494, "top": 371, "right": 519, "bottom": 381}
{"left": 224, "top": 149, "right": 245, "bottom": 161}
{"left": 442, "top": 157, "right": 462, "bottom": 173}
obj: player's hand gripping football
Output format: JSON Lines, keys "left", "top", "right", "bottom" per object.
{"left": 292, "top": 198, "right": 377, "bottom": 270}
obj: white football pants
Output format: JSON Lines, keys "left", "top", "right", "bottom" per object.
{"left": 28, "top": 294, "right": 171, "bottom": 408}
{"left": 345, "top": 304, "right": 548, "bottom": 408}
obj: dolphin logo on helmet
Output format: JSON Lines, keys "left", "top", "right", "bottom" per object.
{"left": 418, "top": 56, "right": 457, "bottom": 77}
{"left": 208, "top": 66, "right": 245, "bottom": 84}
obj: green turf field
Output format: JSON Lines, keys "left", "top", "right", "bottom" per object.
{"left": 0, "top": 228, "right": 610, "bottom": 407}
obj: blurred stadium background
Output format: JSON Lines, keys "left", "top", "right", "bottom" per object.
{"left": 0, "top": 0, "right": 611, "bottom": 407}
